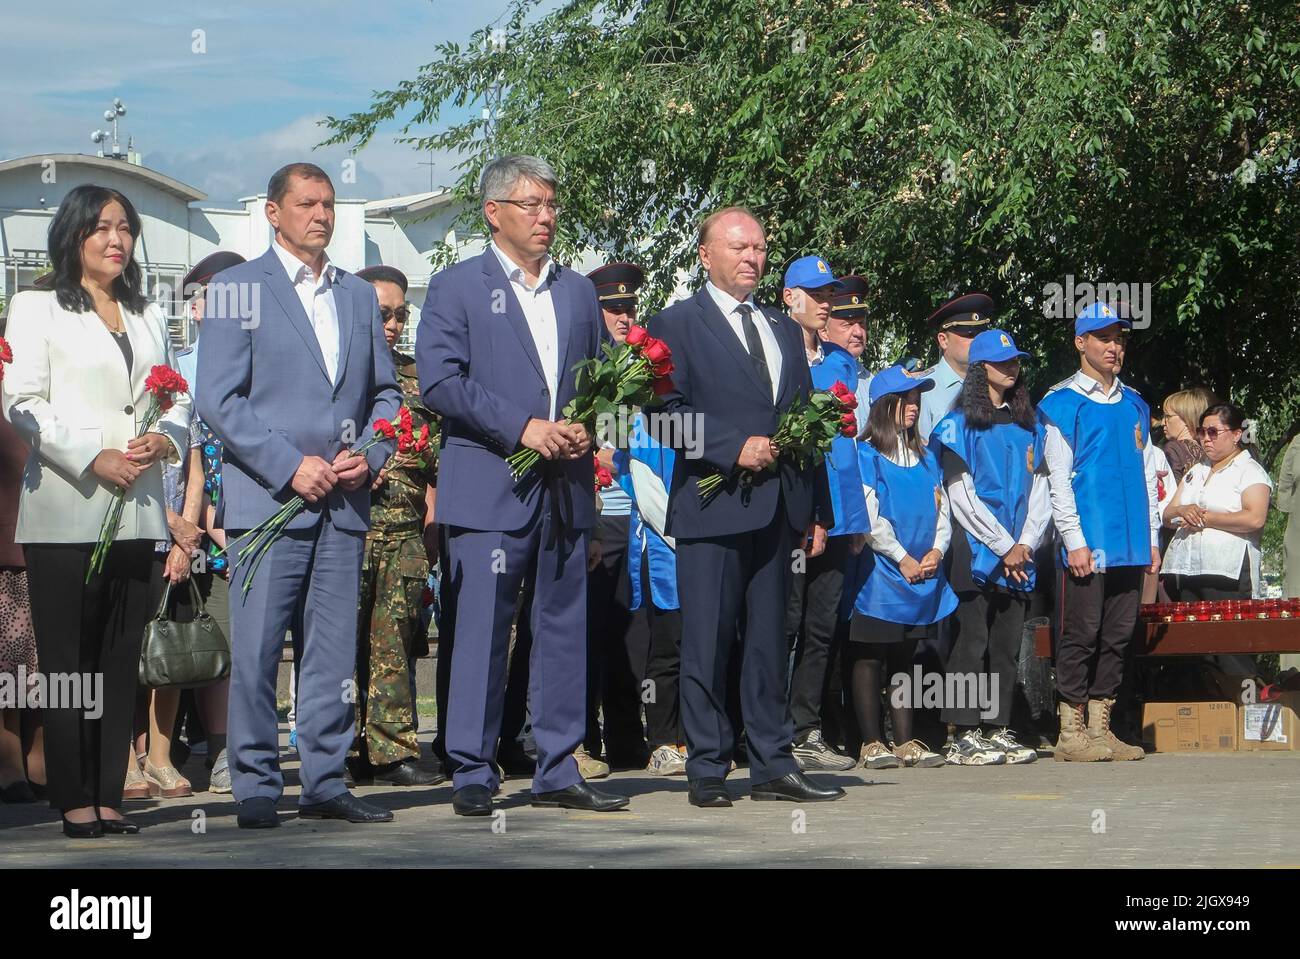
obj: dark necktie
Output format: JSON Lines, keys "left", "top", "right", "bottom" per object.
{"left": 735, "top": 304, "right": 772, "bottom": 396}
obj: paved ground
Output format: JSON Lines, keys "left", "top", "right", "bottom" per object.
{"left": 3, "top": 727, "right": 1298, "bottom": 868}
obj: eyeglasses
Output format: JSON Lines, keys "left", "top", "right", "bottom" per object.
{"left": 1195, "top": 426, "right": 1237, "bottom": 440}
{"left": 380, "top": 306, "right": 410, "bottom": 322}
{"left": 495, "top": 199, "right": 561, "bottom": 216}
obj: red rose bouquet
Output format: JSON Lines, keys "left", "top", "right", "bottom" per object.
{"left": 505, "top": 324, "right": 674, "bottom": 479}
{"left": 87, "top": 365, "right": 189, "bottom": 580}
{"left": 222, "top": 410, "right": 416, "bottom": 596}
{"left": 696, "top": 380, "right": 858, "bottom": 502}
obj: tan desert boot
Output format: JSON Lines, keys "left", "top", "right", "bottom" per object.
{"left": 1054, "top": 701, "right": 1111, "bottom": 761}
{"left": 1087, "top": 698, "right": 1145, "bottom": 761}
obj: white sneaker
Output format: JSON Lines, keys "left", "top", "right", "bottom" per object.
{"left": 986, "top": 728, "right": 1038, "bottom": 764}
{"left": 647, "top": 745, "right": 688, "bottom": 776}
{"left": 944, "top": 730, "right": 1006, "bottom": 766}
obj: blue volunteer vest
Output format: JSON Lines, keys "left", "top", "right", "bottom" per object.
{"left": 1038, "top": 382, "right": 1152, "bottom": 570}
{"left": 929, "top": 409, "right": 1046, "bottom": 592}
{"left": 811, "top": 344, "right": 869, "bottom": 536}
{"left": 614, "top": 414, "right": 679, "bottom": 611}
{"left": 852, "top": 443, "right": 958, "bottom": 625}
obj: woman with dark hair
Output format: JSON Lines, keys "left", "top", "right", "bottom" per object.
{"left": 0, "top": 184, "right": 191, "bottom": 837}
{"left": 845, "top": 365, "right": 954, "bottom": 770}
{"left": 1161, "top": 403, "right": 1272, "bottom": 601}
{"left": 930, "top": 330, "right": 1051, "bottom": 765}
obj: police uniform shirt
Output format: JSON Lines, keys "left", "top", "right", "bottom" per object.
{"left": 917, "top": 355, "right": 964, "bottom": 442}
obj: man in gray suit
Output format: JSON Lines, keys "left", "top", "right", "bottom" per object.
{"left": 197, "top": 162, "right": 402, "bottom": 827}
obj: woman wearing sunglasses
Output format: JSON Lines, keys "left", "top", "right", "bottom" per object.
{"left": 1161, "top": 403, "right": 1272, "bottom": 604}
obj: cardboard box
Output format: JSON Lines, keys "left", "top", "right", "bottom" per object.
{"left": 1142, "top": 701, "right": 1238, "bottom": 752}
{"left": 1239, "top": 692, "right": 1300, "bottom": 751}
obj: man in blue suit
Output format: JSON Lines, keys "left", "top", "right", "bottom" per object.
{"left": 417, "top": 154, "right": 627, "bottom": 816}
{"left": 197, "top": 162, "right": 402, "bottom": 827}
{"left": 646, "top": 207, "right": 844, "bottom": 807}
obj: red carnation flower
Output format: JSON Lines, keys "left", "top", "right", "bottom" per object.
{"left": 374, "top": 418, "right": 396, "bottom": 439}
{"left": 625, "top": 324, "right": 649, "bottom": 348}
{"left": 0, "top": 336, "right": 13, "bottom": 366}
{"left": 414, "top": 424, "right": 431, "bottom": 453}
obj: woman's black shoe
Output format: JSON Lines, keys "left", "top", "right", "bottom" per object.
{"left": 29, "top": 782, "right": 48, "bottom": 801}
{"left": 99, "top": 816, "right": 140, "bottom": 835}
{"left": 62, "top": 817, "right": 104, "bottom": 838}
{"left": 0, "top": 781, "right": 37, "bottom": 803}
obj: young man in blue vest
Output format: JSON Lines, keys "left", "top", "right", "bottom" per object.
{"left": 1039, "top": 302, "right": 1159, "bottom": 762}
{"left": 782, "top": 256, "right": 862, "bottom": 771}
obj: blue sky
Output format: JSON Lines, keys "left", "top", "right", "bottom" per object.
{"left": 2, "top": 0, "right": 557, "bottom": 203}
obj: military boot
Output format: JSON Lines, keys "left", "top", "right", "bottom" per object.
{"left": 1054, "top": 701, "right": 1111, "bottom": 762}
{"left": 1088, "top": 697, "right": 1145, "bottom": 761}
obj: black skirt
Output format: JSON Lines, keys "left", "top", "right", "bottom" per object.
{"left": 849, "top": 612, "right": 935, "bottom": 645}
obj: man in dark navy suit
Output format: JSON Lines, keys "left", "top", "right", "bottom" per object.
{"left": 417, "top": 154, "right": 627, "bottom": 816}
{"left": 646, "top": 207, "right": 845, "bottom": 807}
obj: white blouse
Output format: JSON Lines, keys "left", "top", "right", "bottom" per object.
{"left": 862, "top": 441, "right": 951, "bottom": 563}
{"left": 1161, "top": 450, "right": 1273, "bottom": 593}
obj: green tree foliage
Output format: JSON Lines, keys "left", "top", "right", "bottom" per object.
{"left": 325, "top": 0, "right": 1299, "bottom": 463}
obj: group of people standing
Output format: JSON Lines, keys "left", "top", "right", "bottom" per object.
{"left": 0, "top": 151, "right": 1284, "bottom": 835}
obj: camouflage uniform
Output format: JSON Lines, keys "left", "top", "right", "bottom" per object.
{"left": 353, "top": 351, "right": 438, "bottom": 766}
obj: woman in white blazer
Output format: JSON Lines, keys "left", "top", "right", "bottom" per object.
{"left": 0, "top": 184, "right": 190, "bottom": 837}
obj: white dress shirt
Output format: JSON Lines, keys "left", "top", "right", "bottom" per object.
{"left": 492, "top": 241, "right": 560, "bottom": 419}
{"left": 705, "top": 281, "right": 782, "bottom": 403}
{"left": 273, "top": 240, "right": 340, "bottom": 385}
{"left": 862, "top": 441, "right": 952, "bottom": 563}
{"left": 1041, "top": 370, "right": 1160, "bottom": 553}
{"left": 1161, "top": 450, "right": 1273, "bottom": 593}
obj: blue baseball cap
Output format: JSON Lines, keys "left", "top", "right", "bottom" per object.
{"left": 869, "top": 364, "right": 936, "bottom": 406}
{"left": 969, "top": 328, "right": 1029, "bottom": 365}
{"left": 783, "top": 255, "right": 844, "bottom": 292}
{"left": 1075, "top": 300, "right": 1131, "bottom": 336}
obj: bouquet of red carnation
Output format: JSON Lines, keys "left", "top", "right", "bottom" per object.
{"left": 222, "top": 410, "right": 417, "bottom": 596}
{"left": 390, "top": 407, "right": 437, "bottom": 472}
{"left": 0, "top": 336, "right": 12, "bottom": 382}
{"left": 696, "top": 380, "right": 858, "bottom": 502}
{"left": 505, "top": 324, "right": 674, "bottom": 479}
{"left": 594, "top": 453, "right": 614, "bottom": 493}
{"left": 87, "top": 365, "right": 189, "bottom": 580}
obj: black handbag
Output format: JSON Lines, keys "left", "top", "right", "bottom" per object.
{"left": 138, "top": 578, "right": 231, "bottom": 689}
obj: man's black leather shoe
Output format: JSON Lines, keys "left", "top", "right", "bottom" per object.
{"left": 372, "top": 759, "right": 445, "bottom": 786}
{"left": 531, "top": 781, "right": 629, "bottom": 811}
{"left": 688, "top": 777, "right": 733, "bottom": 808}
{"left": 299, "top": 792, "right": 393, "bottom": 823}
{"left": 750, "top": 771, "right": 845, "bottom": 802}
{"left": 451, "top": 784, "right": 493, "bottom": 817}
{"left": 236, "top": 796, "right": 281, "bottom": 829}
